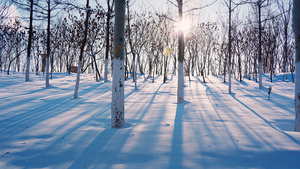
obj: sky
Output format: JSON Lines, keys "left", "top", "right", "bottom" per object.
{"left": 2, "top": 0, "right": 251, "bottom": 29}
{"left": 76, "top": 0, "right": 223, "bottom": 23}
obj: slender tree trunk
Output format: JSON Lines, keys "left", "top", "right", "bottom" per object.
{"left": 16, "top": 40, "right": 20, "bottom": 72}
{"left": 152, "top": 60, "right": 155, "bottom": 82}
{"left": 258, "top": 3, "right": 263, "bottom": 89}
{"left": 104, "top": 3, "right": 111, "bottom": 82}
{"left": 92, "top": 55, "right": 101, "bottom": 81}
{"left": 125, "top": 47, "right": 128, "bottom": 80}
{"left": 126, "top": 1, "right": 137, "bottom": 90}
{"left": 50, "top": 52, "right": 54, "bottom": 79}
{"left": 228, "top": 0, "right": 232, "bottom": 93}
{"left": 7, "top": 54, "right": 21, "bottom": 75}
{"left": 293, "top": 0, "right": 300, "bottom": 132}
{"left": 223, "top": 58, "right": 226, "bottom": 83}
{"left": 174, "top": 55, "right": 177, "bottom": 75}
{"left": 177, "top": 0, "right": 184, "bottom": 103}
{"left": 45, "top": 0, "right": 51, "bottom": 88}
{"left": 238, "top": 54, "right": 242, "bottom": 82}
{"left": 0, "top": 40, "right": 2, "bottom": 72}
{"left": 25, "top": 0, "right": 33, "bottom": 82}
{"left": 111, "top": 0, "right": 125, "bottom": 128}
{"left": 163, "top": 55, "right": 168, "bottom": 83}
{"left": 74, "top": 0, "right": 90, "bottom": 99}
{"left": 60, "top": 50, "right": 63, "bottom": 72}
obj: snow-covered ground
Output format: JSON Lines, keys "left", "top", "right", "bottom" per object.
{"left": 0, "top": 72, "right": 299, "bottom": 169}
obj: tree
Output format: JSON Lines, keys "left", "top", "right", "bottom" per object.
{"left": 6, "top": 20, "right": 26, "bottom": 75}
{"left": 247, "top": 0, "right": 270, "bottom": 88}
{"left": 223, "top": 0, "right": 246, "bottom": 93}
{"left": 177, "top": 0, "right": 184, "bottom": 103}
{"left": 35, "top": 0, "right": 73, "bottom": 87}
{"left": 293, "top": 0, "right": 300, "bottom": 132}
{"left": 126, "top": 0, "right": 137, "bottom": 90}
{"left": 256, "top": 0, "right": 269, "bottom": 89}
{"left": 84, "top": 5, "right": 106, "bottom": 82}
{"left": 227, "top": 0, "right": 233, "bottom": 93}
{"left": 96, "top": 0, "right": 114, "bottom": 82}
{"left": 0, "top": 0, "right": 12, "bottom": 26}
{"left": 17, "top": 0, "right": 34, "bottom": 82}
{"left": 74, "top": 0, "right": 90, "bottom": 99}
{"left": 111, "top": 0, "right": 126, "bottom": 128}
{"left": 277, "top": 0, "right": 292, "bottom": 81}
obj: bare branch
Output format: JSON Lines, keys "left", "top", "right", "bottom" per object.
{"left": 167, "top": 0, "right": 178, "bottom": 8}
{"left": 184, "top": 0, "right": 217, "bottom": 13}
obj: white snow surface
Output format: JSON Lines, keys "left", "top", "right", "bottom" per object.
{"left": 0, "top": 72, "right": 300, "bottom": 169}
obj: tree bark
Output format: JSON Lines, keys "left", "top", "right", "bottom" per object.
{"left": 258, "top": 2, "right": 263, "bottom": 89}
{"left": 25, "top": 0, "right": 33, "bottom": 82}
{"left": 74, "top": 0, "right": 90, "bottom": 99}
{"left": 111, "top": 0, "right": 125, "bottom": 128}
{"left": 45, "top": 0, "right": 51, "bottom": 88}
{"left": 228, "top": 0, "right": 232, "bottom": 94}
{"left": 177, "top": 0, "right": 184, "bottom": 103}
{"left": 293, "top": 0, "right": 300, "bottom": 132}
{"left": 104, "top": 0, "right": 113, "bottom": 82}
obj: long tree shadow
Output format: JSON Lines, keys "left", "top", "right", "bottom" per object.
{"left": 168, "top": 100, "right": 190, "bottom": 169}
{"left": 199, "top": 149, "right": 300, "bottom": 169}
{"left": 67, "top": 78, "right": 168, "bottom": 169}
{"left": 231, "top": 93, "right": 300, "bottom": 145}
{"left": 68, "top": 128, "right": 117, "bottom": 169}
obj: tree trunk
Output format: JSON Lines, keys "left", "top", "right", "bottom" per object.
{"left": 25, "top": 0, "right": 33, "bottom": 82}
{"left": 111, "top": 0, "right": 125, "bottom": 128}
{"left": 0, "top": 40, "right": 2, "bottom": 72}
{"left": 92, "top": 55, "right": 101, "bottom": 81}
{"left": 228, "top": 0, "right": 232, "bottom": 93}
{"left": 163, "top": 55, "right": 168, "bottom": 83}
{"left": 177, "top": 0, "right": 184, "bottom": 103}
{"left": 45, "top": 0, "right": 51, "bottom": 88}
{"left": 293, "top": 0, "right": 300, "bottom": 132}
{"left": 258, "top": 2, "right": 263, "bottom": 89}
{"left": 239, "top": 61, "right": 242, "bottom": 82}
{"left": 74, "top": 0, "right": 90, "bottom": 99}
{"left": 104, "top": 3, "right": 111, "bottom": 82}
{"left": 50, "top": 52, "right": 54, "bottom": 79}
{"left": 223, "top": 58, "right": 226, "bottom": 83}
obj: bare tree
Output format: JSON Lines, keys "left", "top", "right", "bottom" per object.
{"left": 126, "top": 0, "right": 137, "bottom": 90}
{"left": 96, "top": 0, "right": 114, "bottom": 82}
{"left": 277, "top": 0, "right": 292, "bottom": 81}
{"left": 25, "top": 0, "right": 33, "bottom": 82}
{"left": 74, "top": 0, "right": 91, "bottom": 99}
{"left": 11, "top": 0, "right": 34, "bottom": 81}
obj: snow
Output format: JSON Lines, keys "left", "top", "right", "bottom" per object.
{"left": 0, "top": 72, "right": 300, "bottom": 169}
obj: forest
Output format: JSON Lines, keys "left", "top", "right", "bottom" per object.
{"left": 1, "top": 1, "right": 300, "bottom": 168}
{"left": 0, "top": 0, "right": 294, "bottom": 85}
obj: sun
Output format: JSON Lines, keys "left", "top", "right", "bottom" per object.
{"left": 177, "top": 19, "right": 191, "bottom": 34}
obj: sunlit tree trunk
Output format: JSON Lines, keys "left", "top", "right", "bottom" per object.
{"left": 104, "top": 0, "right": 113, "bottom": 82}
{"left": 74, "top": 0, "right": 90, "bottom": 99}
{"left": 25, "top": 0, "right": 33, "bottom": 82}
{"left": 177, "top": 0, "right": 184, "bottom": 103}
{"left": 111, "top": 0, "right": 125, "bottom": 128}
{"left": 293, "top": 0, "right": 300, "bottom": 132}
